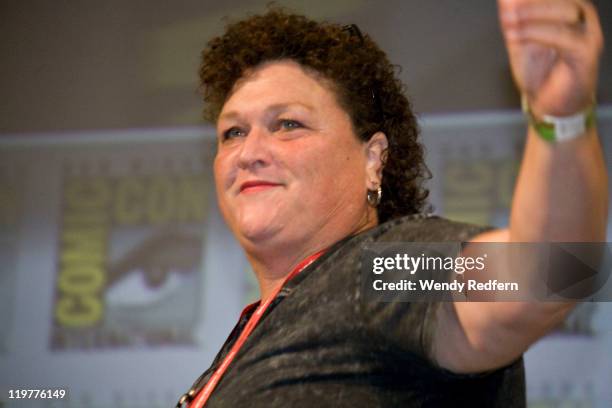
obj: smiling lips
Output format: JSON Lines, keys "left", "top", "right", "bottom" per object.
{"left": 239, "top": 180, "right": 283, "bottom": 194}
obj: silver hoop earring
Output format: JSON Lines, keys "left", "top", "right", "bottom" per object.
{"left": 367, "top": 186, "right": 382, "bottom": 207}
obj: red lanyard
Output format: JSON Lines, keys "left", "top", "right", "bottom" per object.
{"left": 189, "top": 250, "right": 326, "bottom": 408}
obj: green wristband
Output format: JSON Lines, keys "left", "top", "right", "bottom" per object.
{"left": 522, "top": 96, "right": 596, "bottom": 143}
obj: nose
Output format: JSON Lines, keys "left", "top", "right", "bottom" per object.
{"left": 237, "top": 126, "right": 272, "bottom": 171}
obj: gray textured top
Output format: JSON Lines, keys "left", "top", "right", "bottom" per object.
{"left": 185, "top": 215, "right": 525, "bottom": 407}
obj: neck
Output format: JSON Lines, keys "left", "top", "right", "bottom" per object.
{"left": 245, "top": 209, "right": 379, "bottom": 301}
{"left": 246, "top": 244, "right": 322, "bottom": 301}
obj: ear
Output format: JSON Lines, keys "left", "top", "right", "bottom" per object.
{"left": 364, "top": 131, "right": 388, "bottom": 190}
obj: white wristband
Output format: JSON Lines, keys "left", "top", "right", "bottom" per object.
{"left": 522, "top": 96, "right": 596, "bottom": 143}
{"left": 542, "top": 112, "right": 588, "bottom": 142}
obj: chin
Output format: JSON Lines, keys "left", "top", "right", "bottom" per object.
{"left": 234, "top": 212, "right": 283, "bottom": 244}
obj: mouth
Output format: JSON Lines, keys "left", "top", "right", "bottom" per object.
{"left": 239, "top": 180, "right": 283, "bottom": 194}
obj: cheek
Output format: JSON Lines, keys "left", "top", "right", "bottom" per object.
{"left": 212, "top": 162, "right": 223, "bottom": 195}
{"left": 213, "top": 158, "right": 237, "bottom": 226}
{"left": 213, "top": 151, "right": 234, "bottom": 188}
{"left": 326, "top": 145, "right": 366, "bottom": 182}
{"left": 213, "top": 155, "right": 235, "bottom": 219}
{"left": 300, "top": 146, "right": 366, "bottom": 199}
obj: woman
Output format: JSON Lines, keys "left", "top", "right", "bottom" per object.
{"left": 177, "top": 1, "right": 607, "bottom": 406}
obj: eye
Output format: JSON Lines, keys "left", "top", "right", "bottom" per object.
{"left": 278, "top": 119, "right": 304, "bottom": 131}
{"left": 222, "top": 127, "right": 246, "bottom": 140}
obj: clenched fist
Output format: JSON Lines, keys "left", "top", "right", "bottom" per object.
{"left": 498, "top": 0, "right": 604, "bottom": 117}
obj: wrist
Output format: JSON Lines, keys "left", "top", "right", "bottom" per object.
{"left": 522, "top": 95, "right": 596, "bottom": 142}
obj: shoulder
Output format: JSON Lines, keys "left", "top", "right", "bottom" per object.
{"left": 371, "top": 213, "right": 493, "bottom": 242}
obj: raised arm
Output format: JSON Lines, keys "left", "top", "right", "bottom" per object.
{"left": 435, "top": 0, "right": 608, "bottom": 373}
{"left": 504, "top": 0, "right": 607, "bottom": 242}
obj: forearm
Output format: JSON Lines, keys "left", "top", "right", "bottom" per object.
{"left": 448, "top": 125, "right": 608, "bottom": 373}
{"left": 510, "top": 125, "right": 608, "bottom": 242}
{"left": 439, "top": 0, "right": 608, "bottom": 373}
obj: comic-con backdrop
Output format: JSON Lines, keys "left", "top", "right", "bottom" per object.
{"left": 1, "top": 109, "right": 611, "bottom": 407}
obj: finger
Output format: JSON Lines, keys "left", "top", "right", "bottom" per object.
{"left": 500, "top": 0, "right": 583, "bottom": 28}
{"left": 500, "top": 0, "right": 603, "bottom": 45}
{"left": 503, "top": 2, "right": 603, "bottom": 57}
{"left": 504, "top": 22, "right": 588, "bottom": 56}
{"left": 581, "top": 1, "right": 605, "bottom": 52}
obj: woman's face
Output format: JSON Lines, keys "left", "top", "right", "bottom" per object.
{"left": 214, "top": 60, "right": 379, "bottom": 254}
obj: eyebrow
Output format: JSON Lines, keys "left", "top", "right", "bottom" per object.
{"left": 218, "top": 102, "right": 316, "bottom": 122}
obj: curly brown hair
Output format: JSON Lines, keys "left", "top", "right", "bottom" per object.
{"left": 199, "top": 8, "right": 430, "bottom": 222}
